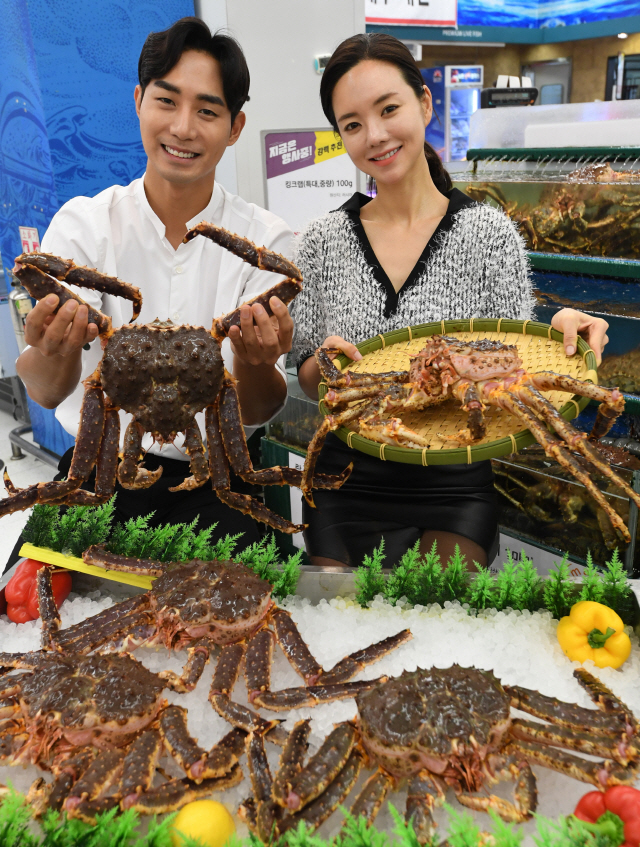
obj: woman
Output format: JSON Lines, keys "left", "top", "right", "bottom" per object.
{"left": 291, "top": 33, "right": 608, "bottom": 571}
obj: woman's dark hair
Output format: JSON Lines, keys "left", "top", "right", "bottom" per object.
{"left": 138, "top": 17, "right": 250, "bottom": 123}
{"left": 320, "top": 33, "right": 451, "bottom": 194}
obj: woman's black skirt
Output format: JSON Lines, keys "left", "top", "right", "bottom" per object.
{"left": 302, "top": 434, "right": 498, "bottom": 568}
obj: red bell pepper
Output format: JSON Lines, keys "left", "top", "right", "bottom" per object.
{"left": 574, "top": 785, "right": 640, "bottom": 847}
{"left": 5, "top": 559, "right": 72, "bottom": 624}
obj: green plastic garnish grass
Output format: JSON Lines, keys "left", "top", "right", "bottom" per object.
{"left": 0, "top": 786, "right": 628, "bottom": 847}
{"left": 543, "top": 554, "right": 574, "bottom": 620}
{"left": 355, "top": 540, "right": 387, "bottom": 605}
{"left": 21, "top": 500, "right": 301, "bottom": 599}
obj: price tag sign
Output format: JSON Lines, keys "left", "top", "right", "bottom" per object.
{"left": 19, "top": 226, "right": 40, "bottom": 253}
{"left": 365, "top": 0, "right": 457, "bottom": 27}
{"left": 263, "top": 129, "right": 359, "bottom": 233}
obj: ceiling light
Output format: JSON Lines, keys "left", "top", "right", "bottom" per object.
{"left": 618, "top": 32, "right": 628, "bottom": 38}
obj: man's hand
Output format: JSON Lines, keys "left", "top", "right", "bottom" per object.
{"left": 25, "top": 294, "right": 98, "bottom": 357}
{"left": 228, "top": 296, "right": 293, "bottom": 366}
{"left": 551, "top": 308, "right": 609, "bottom": 365}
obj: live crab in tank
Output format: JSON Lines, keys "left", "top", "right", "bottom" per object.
{"left": 40, "top": 548, "right": 411, "bottom": 735}
{"left": 0, "top": 224, "right": 351, "bottom": 532}
{"left": 302, "top": 335, "right": 640, "bottom": 544}
{"left": 239, "top": 665, "right": 640, "bottom": 844}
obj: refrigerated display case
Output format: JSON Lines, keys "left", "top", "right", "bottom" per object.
{"left": 422, "top": 65, "right": 483, "bottom": 162}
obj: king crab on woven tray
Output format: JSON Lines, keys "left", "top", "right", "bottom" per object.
{"left": 301, "top": 334, "right": 640, "bottom": 545}
{"left": 240, "top": 665, "right": 640, "bottom": 844}
{"left": 0, "top": 224, "right": 352, "bottom": 532}
{"left": 0, "top": 556, "right": 410, "bottom": 820}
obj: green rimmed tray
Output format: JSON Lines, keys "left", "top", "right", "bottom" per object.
{"left": 317, "top": 318, "right": 598, "bottom": 466}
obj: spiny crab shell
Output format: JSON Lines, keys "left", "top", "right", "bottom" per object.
{"left": 100, "top": 324, "right": 224, "bottom": 442}
{"left": 356, "top": 665, "right": 510, "bottom": 782}
{"left": 149, "top": 559, "right": 273, "bottom": 648}
{"left": 7, "top": 652, "right": 167, "bottom": 761}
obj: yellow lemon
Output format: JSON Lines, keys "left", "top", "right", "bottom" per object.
{"left": 171, "top": 799, "right": 236, "bottom": 847}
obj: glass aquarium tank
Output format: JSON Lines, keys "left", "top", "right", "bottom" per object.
{"left": 449, "top": 157, "right": 640, "bottom": 260}
{"left": 266, "top": 369, "right": 323, "bottom": 452}
{"left": 492, "top": 443, "right": 640, "bottom": 574}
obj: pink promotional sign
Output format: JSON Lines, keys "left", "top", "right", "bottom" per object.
{"left": 265, "top": 132, "right": 317, "bottom": 179}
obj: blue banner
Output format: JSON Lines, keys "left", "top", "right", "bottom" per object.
{"left": 458, "top": 0, "right": 640, "bottom": 28}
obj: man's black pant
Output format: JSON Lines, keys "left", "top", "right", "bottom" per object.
{"left": 4, "top": 447, "right": 262, "bottom": 575}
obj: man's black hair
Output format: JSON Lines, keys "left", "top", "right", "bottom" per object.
{"left": 138, "top": 17, "right": 250, "bottom": 123}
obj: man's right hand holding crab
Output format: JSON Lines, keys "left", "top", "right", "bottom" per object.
{"left": 17, "top": 293, "right": 99, "bottom": 410}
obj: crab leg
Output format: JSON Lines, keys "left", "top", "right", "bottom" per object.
{"left": 120, "top": 730, "right": 164, "bottom": 808}
{"left": 118, "top": 420, "right": 163, "bottom": 489}
{"left": 273, "top": 720, "right": 312, "bottom": 808}
{"left": 185, "top": 223, "right": 302, "bottom": 278}
{"left": 485, "top": 392, "right": 631, "bottom": 542}
{"left": 316, "top": 348, "right": 409, "bottom": 389}
{"left": 245, "top": 629, "right": 275, "bottom": 701}
{"left": 50, "top": 594, "right": 153, "bottom": 653}
{"left": 457, "top": 746, "right": 536, "bottom": 822}
{"left": 159, "top": 639, "right": 214, "bottom": 693}
{"left": 15, "top": 252, "right": 142, "bottom": 322}
{"left": 209, "top": 642, "right": 275, "bottom": 734}
{"left": 574, "top": 668, "right": 638, "bottom": 732}
{"left": 242, "top": 465, "right": 353, "bottom": 490}
{"left": 29, "top": 747, "right": 96, "bottom": 815}
{"left": 279, "top": 723, "right": 356, "bottom": 812}
{"left": 122, "top": 765, "right": 244, "bottom": 816}
{"left": 272, "top": 609, "right": 323, "bottom": 683}
{"left": 168, "top": 424, "right": 210, "bottom": 492}
{"left": 511, "top": 738, "right": 635, "bottom": 788}
{"left": 13, "top": 262, "right": 112, "bottom": 334}
{"left": 318, "top": 629, "right": 413, "bottom": 685}
{"left": 277, "top": 750, "right": 363, "bottom": 835}
{"left": 64, "top": 748, "right": 126, "bottom": 813}
{"left": 253, "top": 679, "right": 384, "bottom": 711}
{"left": 57, "top": 406, "right": 121, "bottom": 505}
{"left": 213, "top": 375, "right": 305, "bottom": 532}
{"left": 159, "top": 705, "right": 245, "bottom": 782}
{"left": 512, "top": 384, "right": 640, "bottom": 513}
{"left": 350, "top": 769, "right": 394, "bottom": 825}
{"left": 0, "top": 381, "right": 105, "bottom": 517}
{"left": 301, "top": 403, "right": 369, "bottom": 507}
{"left": 520, "top": 372, "right": 625, "bottom": 440}
{"left": 510, "top": 719, "right": 638, "bottom": 766}
{"left": 404, "top": 771, "right": 446, "bottom": 845}
{"left": 36, "top": 567, "right": 61, "bottom": 649}
{"left": 505, "top": 684, "right": 630, "bottom": 736}
{"left": 82, "top": 545, "right": 165, "bottom": 575}
{"left": 246, "top": 732, "right": 282, "bottom": 843}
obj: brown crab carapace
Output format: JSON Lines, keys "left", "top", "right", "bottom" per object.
{"left": 302, "top": 335, "right": 640, "bottom": 543}
{"left": 41, "top": 550, "right": 412, "bottom": 735}
{"left": 1, "top": 563, "right": 411, "bottom": 821}
{"left": 0, "top": 225, "right": 351, "bottom": 532}
{"left": 240, "top": 665, "right": 639, "bottom": 843}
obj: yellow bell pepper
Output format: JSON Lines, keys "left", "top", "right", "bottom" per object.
{"left": 557, "top": 600, "right": 631, "bottom": 669}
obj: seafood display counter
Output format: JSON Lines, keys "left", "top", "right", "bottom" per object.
{"left": 1, "top": 543, "right": 639, "bottom": 846}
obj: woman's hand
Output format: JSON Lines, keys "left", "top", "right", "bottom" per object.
{"left": 551, "top": 308, "right": 609, "bottom": 365}
{"left": 320, "top": 335, "right": 363, "bottom": 363}
{"left": 298, "top": 335, "right": 362, "bottom": 400}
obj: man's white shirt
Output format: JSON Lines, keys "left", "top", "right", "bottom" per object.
{"left": 40, "top": 176, "right": 293, "bottom": 461}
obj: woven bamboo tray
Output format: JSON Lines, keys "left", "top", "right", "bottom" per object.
{"left": 317, "top": 318, "right": 598, "bottom": 466}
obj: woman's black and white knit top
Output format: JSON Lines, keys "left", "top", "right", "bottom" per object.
{"left": 291, "top": 188, "right": 535, "bottom": 370}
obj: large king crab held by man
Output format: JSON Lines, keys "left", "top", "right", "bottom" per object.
{"left": 0, "top": 224, "right": 351, "bottom": 531}
{"left": 302, "top": 335, "right": 640, "bottom": 544}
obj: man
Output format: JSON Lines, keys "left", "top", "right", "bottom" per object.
{"left": 11, "top": 17, "right": 293, "bottom": 563}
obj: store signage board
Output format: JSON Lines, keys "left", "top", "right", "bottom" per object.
{"left": 263, "top": 130, "right": 359, "bottom": 234}
{"left": 365, "top": 0, "right": 457, "bottom": 28}
{"left": 288, "top": 452, "right": 305, "bottom": 551}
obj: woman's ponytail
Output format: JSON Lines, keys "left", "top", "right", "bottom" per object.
{"left": 424, "top": 142, "right": 452, "bottom": 194}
